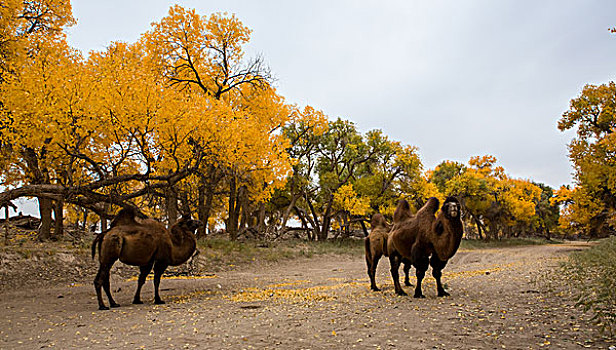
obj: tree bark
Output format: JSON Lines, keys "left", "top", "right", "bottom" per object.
{"left": 4, "top": 206, "right": 9, "bottom": 244}
{"left": 227, "top": 175, "right": 238, "bottom": 240}
{"left": 317, "top": 196, "right": 334, "bottom": 241}
{"left": 293, "top": 206, "right": 314, "bottom": 241}
{"left": 342, "top": 211, "right": 350, "bottom": 238}
{"left": 256, "top": 202, "right": 266, "bottom": 235}
{"left": 38, "top": 197, "right": 53, "bottom": 241}
{"left": 165, "top": 187, "right": 178, "bottom": 226}
{"left": 238, "top": 186, "right": 249, "bottom": 231}
{"left": 53, "top": 199, "right": 64, "bottom": 239}
{"left": 280, "top": 194, "right": 300, "bottom": 230}
{"left": 100, "top": 203, "right": 110, "bottom": 232}
{"left": 197, "top": 185, "right": 207, "bottom": 238}
{"left": 472, "top": 214, "right": 484, "bottom": 240}
{"left": 81, "top": 208, "right": 88, "bottom": 231}
{"left": 197, "top": 167, "right": 223, "bottom": 238}
{"left": 303, "top": 192, "right": 322, "bottom": 240}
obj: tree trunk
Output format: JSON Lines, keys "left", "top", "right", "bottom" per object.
{"left": 179, "top": 190, "right": 191, "bottom": 217}
{"left": 4, "top": 206, "right": 9, "bottom": 244}
{"left": 38, "top": 197, "right": 53, "bottom": 241}
{"left": 100, "top": 203, "right": 110, "bottom": 232}
{"left": 280, "top": 194, "right": 300, "bottom": 230}
{"left": 165, "top": 187, "right": 178, "bottom": 226}
{"left": 81, "top": 208, "right": 88, "bottom": 232}
{"left": 197, "top": 167, "right": 223, "bottom": 238}
{"left": 472, "top": 214, "right": 484, "bottom": 240}
{"left": 53, "top": 199, "right": 64, "bottom": 239}
{"left": 318, "top": 196, "right": 334, "bottom": 241}
{"left": 256, "top": 202, "right": 266, "bottom": 235}
{"left": 293, "top": 206, "right": 314, "bottom": 241}
{"left": 238, "top": 186, "right": 249, "bottom": 231}
{"left": 234, "top": 185, "right": 245, "bottom": 236}
{"left": 197, "top": 185, "right": 207, "bottom": 238}
{"left": 342, "top": 211, "right": 350, "bottom": 238}
{"left": 227, "top": 176, "right": 238, "bottom": 240}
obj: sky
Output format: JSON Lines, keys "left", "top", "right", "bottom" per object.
{"left": 6, "top": 0, "right": 616, "bottom": 217}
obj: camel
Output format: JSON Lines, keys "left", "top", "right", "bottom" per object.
{"left": 387, "top": 196, "right": 463, "bottom": 297}
{"left": 364, "top": 213, "right": 412, "bottom": 291}
{"left": 91, "top": 208, "right": 203, "bottom": 310}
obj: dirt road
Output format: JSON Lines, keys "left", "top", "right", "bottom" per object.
{"left": 0, "top": 242, "right": 613, "bottom": 349}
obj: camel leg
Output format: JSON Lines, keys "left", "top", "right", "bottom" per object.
{"left": 389, "top": 253, "right": 407, "bottom": 296}
{"left": 94, "top": 262, "right": 119, "bottom": 309}
{"left": 153, "top": 261, "right": 168, "bottom": 304}
{"left": 413, "top": 257, "right": 429, "bottom": 298}
{"left": 368, "top": 253, "right": 382, "bottom": 291}
{"left": 365, "top": 253, "right": 375, "bottom": 290}
{"left": 94, "top": 264, "right": 111, "bottom": 310}
{"left": 133, "top": 261, "right": 154, "bottom": 304}
{"left": 430, "top": 256, "right": 450, "bottom": 297}
{"left": 102, "top": 267, "right": 120, "bottom": 308}
{"left": 402, "top": 259, "right": 412, "bottom": 287}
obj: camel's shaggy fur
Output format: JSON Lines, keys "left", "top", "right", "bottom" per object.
{"left": 365, "top": 213, "right": 411, "bottom": 291}
{"left": 387, "top": 196, "right": 463, "bottom": 297}
{"left": 91, "top": 209, "right": 202, "bottom": 310}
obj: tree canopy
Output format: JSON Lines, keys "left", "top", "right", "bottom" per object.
{"left": 3, "top": 1, "right": 610, "bottom": 241}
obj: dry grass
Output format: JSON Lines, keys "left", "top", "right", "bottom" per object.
{"left": 561, "top": 236, "right": 616, "bottom": 336}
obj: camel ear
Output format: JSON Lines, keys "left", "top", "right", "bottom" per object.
{"left": 435, "top": 221, "right": 444, "bottom": 235}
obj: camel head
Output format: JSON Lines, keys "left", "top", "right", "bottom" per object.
{"left": 174, "top": 216, "right": 204, "bottom": 234}
{"left": 441, "top": 197, "right": 461, "bottom": 220}
{"left": 371, "top": 213, "right": 387, "bottom": 230}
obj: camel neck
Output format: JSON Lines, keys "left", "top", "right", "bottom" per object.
{"left": 434, "top": 217, "right": 463, "bottom": 261}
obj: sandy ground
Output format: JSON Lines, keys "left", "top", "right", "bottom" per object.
{"left": 0, "top": 242, "right": 613, "bottom": 349}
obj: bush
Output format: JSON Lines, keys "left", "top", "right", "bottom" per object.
{"left": 562, "top": 237, "right": 616, "bottom": 336}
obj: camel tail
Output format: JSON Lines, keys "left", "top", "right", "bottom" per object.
{"left": 91, "top": 234, "right": 100, "bottom": 259}
{"left": 382, "top": 236, "right": 389, "bottom": 257}
{"left": 365, "top": 237, "right": 372, "bottom": 261}
{"left": 91, "top": 232, "right": 106, "bottom": 260}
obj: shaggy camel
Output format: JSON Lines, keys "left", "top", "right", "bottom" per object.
{"left": 387, "top": 197, "right": 463, "bottom": 297}
{"left": 364, "top": 213, "right": 412, "bottom": 291}
{"left": 91, "top": 208, "right": 203, "bottom": 310}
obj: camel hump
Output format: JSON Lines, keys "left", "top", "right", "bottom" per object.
{"left": 393, "top": 199, "right": 412, "bottom": 223}
{"left": 370, "top": 213, "right": 387, "bottom": 230}
{"left": 417, "top": 197, "right": 439, "bottom": 217}
{"left": 109, "top": 207, "right": 138, "bottom": 228}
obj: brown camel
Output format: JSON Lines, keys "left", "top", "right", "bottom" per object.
{"left": 91, "top": 208, "right": 203, "bottom": 310}
{"left": 387, "top": 196, "right": 463, "bottom": 297}
{"left": 365, "top": 213, "right": 412, "bottom": 291}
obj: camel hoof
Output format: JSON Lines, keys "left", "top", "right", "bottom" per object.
{"left": 132, "top": 299, "right": 143, "bottom": 305}
{"left": 110, "top": 303, "right": 120, "bottom": 308}
{"left": 413, "top": 293, "right": 425, "bottom": 299}
{"left": 395, "top": 290, "right": 408, "bottom": 296}
{"left": 438, "top": 291, "right": 450, "bottom": 297}
{"left": 370, "top": 286, "right": 381, "bottom": 292}
{"left": 99, "top": 305, "right": 109, "bottom": 311}
{"left": 155, "top": 300, "right": 166, "bottom": 305}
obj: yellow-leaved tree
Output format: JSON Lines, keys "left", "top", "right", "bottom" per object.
{"left": 1, "top": 4, "right": 302, "bottom": 241}
{"left": 443, "top": 155, "right": 543, "bottom": 239}
{"left": 142, "top": 5, "right": 296, "bottom": 239}
{"left": 557, "top": 82, "right": 616, "bottom": 236}
{"left": 0, "top": 0, "right": 76, "bottom": 239}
